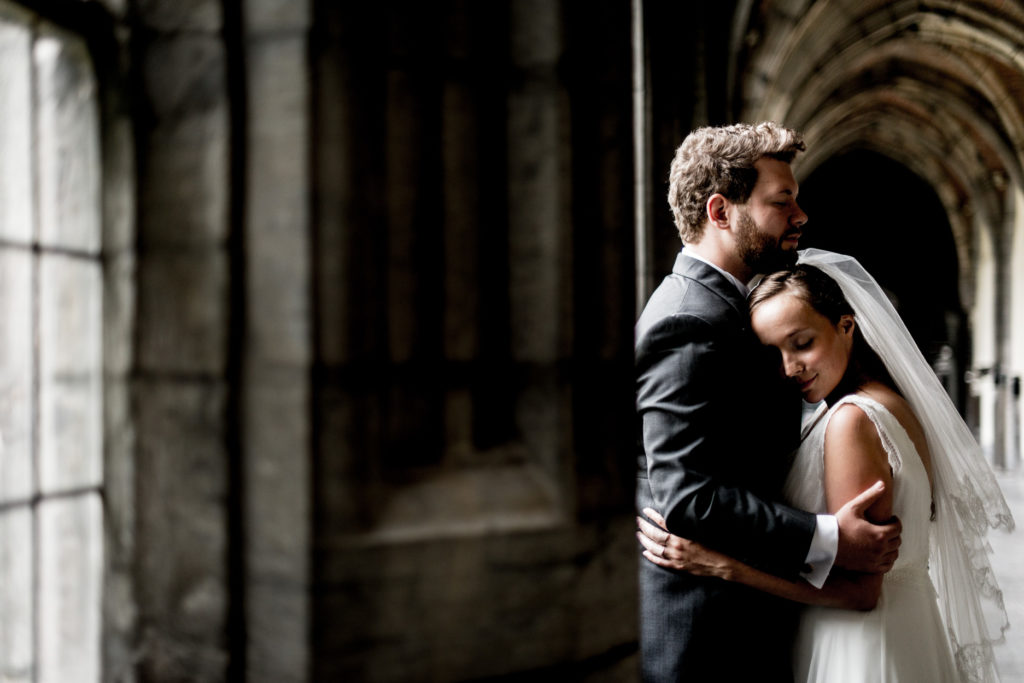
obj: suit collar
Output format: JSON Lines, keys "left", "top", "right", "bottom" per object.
{"left": 673, "top": 250, "right": 749, "bottom": 319}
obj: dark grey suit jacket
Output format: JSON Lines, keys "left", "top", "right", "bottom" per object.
{"left": 636, "top": 251, "right": 817, "bottom": 682}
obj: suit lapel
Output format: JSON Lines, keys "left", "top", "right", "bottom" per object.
{"left": 672, "top": 252, "right": 749, "bottom": 324}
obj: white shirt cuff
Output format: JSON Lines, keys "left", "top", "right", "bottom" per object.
{"left": 800, "top": 514, "right": 838, "bottom": 589}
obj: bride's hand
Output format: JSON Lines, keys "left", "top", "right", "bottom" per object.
{"left": 636, "top": 508, "right": 735, "bottom": 579}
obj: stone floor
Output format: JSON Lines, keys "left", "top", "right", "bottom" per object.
{"left": 991, "top": 469, "right": 1024, "bottom": 682}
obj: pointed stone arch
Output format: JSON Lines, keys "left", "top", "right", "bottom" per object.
{"left": 731, "top": 0, "right": 1024, "bottom": 466}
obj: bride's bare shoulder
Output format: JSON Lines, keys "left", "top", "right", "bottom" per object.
{"left": 859, "top": 381, "right": 914, "bottom": 422}
{"left": 859, "top": 381, "right": 931, "bottom": 458}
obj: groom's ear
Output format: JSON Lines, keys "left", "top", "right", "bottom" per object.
{"left": 706, "top": 194, "right": 730, "bottom": 228}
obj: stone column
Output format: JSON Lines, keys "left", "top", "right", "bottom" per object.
{"left": 132, "top": 1, "right": 232, "bottom": 679}
{"left": 241, "top": 0, "right": 313, "bottom": 680}
{"left": 507, "top": 0, "right": 572, "bottom": 487}
{"left": 97, "top": 5, "right": 138, "bottom": 680}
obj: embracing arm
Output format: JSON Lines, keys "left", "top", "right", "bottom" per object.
{"left": 638, "top": 506, "right": 883, "bottom": 610}
{"left": 637, "top": 400, "right": 899, "bottom": 607}
{"left": 637, "top": 314, "right": 814, "bottom": 575}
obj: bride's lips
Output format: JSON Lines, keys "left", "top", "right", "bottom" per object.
{"left": 798, "top": 375, "right": 816, "bottom": 393}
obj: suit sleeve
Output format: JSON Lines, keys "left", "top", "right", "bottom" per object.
{"left": 637, "top": 313, "right": 816, "bottom": 577}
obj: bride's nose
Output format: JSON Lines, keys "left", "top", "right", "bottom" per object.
{"left": 782, "top": 353, "right": 803, "bottom": 377}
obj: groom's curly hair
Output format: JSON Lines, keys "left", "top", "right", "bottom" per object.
{"left": 667, "top": 121, "right": 805, "bottom": 243}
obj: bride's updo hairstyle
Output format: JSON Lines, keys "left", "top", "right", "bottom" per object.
{"left": 749, "top": 265, "right": 896, "bottom": 396}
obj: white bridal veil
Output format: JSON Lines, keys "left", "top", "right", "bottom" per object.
{"left": 798, "top": 248, "right": 1014, "bottom": 683}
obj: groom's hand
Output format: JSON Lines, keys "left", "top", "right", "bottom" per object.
{"left": 834, "top": 481, "right": 902, "bottom": 573}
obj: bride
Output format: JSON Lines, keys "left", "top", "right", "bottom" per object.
{"left": 637, "top": 249, "right": 1013, "bottom": 682}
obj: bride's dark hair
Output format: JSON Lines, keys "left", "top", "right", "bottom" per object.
{"left": 749, "top": 265, "right": 897, "bottom": 398}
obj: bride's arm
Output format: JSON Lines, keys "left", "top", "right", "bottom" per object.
{"left": 637, "top": 509, "right": 882, "bottom": 610}
{"left": 636, "top": 401, "right": 895, "bottom": 611}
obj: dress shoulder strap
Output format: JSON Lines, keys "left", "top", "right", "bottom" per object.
{"left": 821, "top": 394, "right": 904, "bottom": 473}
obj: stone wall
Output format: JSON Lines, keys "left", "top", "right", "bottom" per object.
{"left": 124, "top": 0, "right": 643, "bottom": 680}
{"left": 309, "top": 1, "right": 638, "bottom": 679}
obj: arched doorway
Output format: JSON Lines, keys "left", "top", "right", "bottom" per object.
{"left": 799, "top": 149, "right": 968, "bottom": 414}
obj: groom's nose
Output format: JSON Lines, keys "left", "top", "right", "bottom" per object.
{"left": 791, "top": 203, "right": 808, "bottom": 227}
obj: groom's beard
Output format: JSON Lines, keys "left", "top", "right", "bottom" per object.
{"left": 736, "top": 210, "right": 798, "bottom": 274}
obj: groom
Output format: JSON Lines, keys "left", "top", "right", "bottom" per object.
{"left": 635, "top": 122, "right": 901, "bottom": 681}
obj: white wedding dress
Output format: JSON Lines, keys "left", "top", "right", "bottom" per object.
{"left": 785, "top": 394, "right": 960, "bottom": 683}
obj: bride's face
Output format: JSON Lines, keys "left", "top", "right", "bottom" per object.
{"left": 751, "top": 291, "right": 856, "bottom": 403}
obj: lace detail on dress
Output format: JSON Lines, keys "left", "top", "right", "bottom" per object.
{"left": 953, "top": 641, "right": 1001, "bottom": 683}
{"left": 863, "top": 399, "right": 902, "bottom": 474}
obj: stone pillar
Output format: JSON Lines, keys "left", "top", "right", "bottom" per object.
{"left": 241, "top": 0, "right": 313, "bottom": 680}
{"left": 507, "top": 0, "right": 573, "bottom": 487}
{"left": 132, "top": 1, "right": 232, "bottom": 679}
{"left": 440, "top": 6, "right": 481, "bottom": 463}
{"left": 97, "top": 5, "right": 139, "bottom": 680}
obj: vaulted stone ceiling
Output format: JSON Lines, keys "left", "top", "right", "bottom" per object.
{"left": 732, "top": 0, "right": 1024, "bottom": 304}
